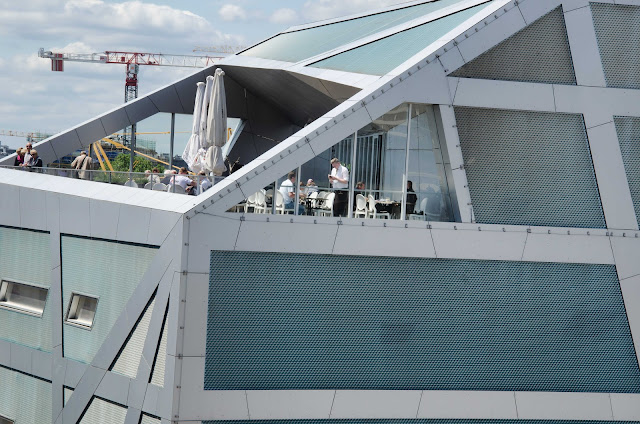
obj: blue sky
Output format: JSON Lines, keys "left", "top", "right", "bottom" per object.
{"left": 0, "top": 0, "right": 406, "bottom": 152}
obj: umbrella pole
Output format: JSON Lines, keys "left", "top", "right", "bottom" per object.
{"left": 170, "top": 113, "right": 175, "bottom": 170}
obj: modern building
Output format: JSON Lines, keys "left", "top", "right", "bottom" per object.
{"left": 1, "top": 0, "right": 640, "bottom": 423}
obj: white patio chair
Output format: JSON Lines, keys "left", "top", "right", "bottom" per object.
{"left": 409, "top": 198, "right": 428, "bottom": 220}
{"left": 368, "top": 194, "right": 389, "bottom": 219}
{"left": 143, "top": 182, "right": 152, "bottom": 190}
{"left": 275, "top": 191, "right": 288, "bottom": 214}
{"left": 354, "top": 194, "right": 367, "bottom": 218}
{"left": 317, "top": 192, "right": 335, "bottom": 217}
{"left": 152, "top": 183, "right": 167, "bottom": 191}
{"left": 124, "top": 179, "right": 138, "bottom": 188}
{"left": 253, "top": 190, "right": 267, "bottom": 214}
{"left": 244, "top": 192, "right": 257, "bottom": 213}
{"left": 166, "top": 184, "right": 186, "bottom": 194}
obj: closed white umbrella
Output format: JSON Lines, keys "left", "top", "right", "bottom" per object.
{"left": 181, "top": 82, "right": 205, "bottom": 170}
{"left": 199, "top": 75, "right": 214, "bottom": 151}
{"left": 204, "top": 68, "right": 227, "bottom": 176}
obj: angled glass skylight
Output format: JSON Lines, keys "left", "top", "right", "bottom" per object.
{"left": 310, "top": 2, "right": 491, "bottom": 76}
{"left": 241, "top": 0, "right": 472, "bottom": 63}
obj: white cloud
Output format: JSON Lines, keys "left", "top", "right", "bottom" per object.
{"left": 219, "top": 4, "right": 247, "bottom": 22}
{"left": 301, "top": 0, "right": 408, "bottom": 21}
{"left": 270, "top": 8, "right": 299, "bottom": 25}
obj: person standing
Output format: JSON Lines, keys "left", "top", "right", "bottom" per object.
{"left": 328, "top": 158, "right": 349, "bottom": 217}
{"left": 71, "top": 151, "right": 93, "bottom": 180}
{"left": 406, "top": 180, "right": 417, "bottom": 215}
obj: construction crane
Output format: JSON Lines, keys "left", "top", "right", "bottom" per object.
{"left": 0, "top": 130, "right": 53, "bottom": 143}
{"left": 193, "top": 45, "right": 246, "bottom": 54}
{"left": 39, "top": 48, "right": 222, "bottom": 171}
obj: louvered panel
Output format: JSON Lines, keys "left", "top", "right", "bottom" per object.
{"left": 79, "top": 397, "right": 126, "bottom": 424}
{"left": 0, "top": 366, "right": 51, "bottom": 424}
{"left": 111, "top": 299, "right": 155, "bottom": 379}
{"left": 0, "top": 227, "right": 52, "bottom": 352}
{"left": 150, "top": 309, "right": 168, "bottom": 387}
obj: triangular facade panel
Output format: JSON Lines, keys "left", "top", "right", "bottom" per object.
{"left": 110, "top": 297, "right": 156, "bottom": 379}
{"left": 451, "top": 7, "right": 576, "bottom": 85}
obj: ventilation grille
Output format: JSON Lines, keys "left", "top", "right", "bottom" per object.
{"left": 140, "top": 414, "right": 161, "bottom": 424}
{"left": 205, "top": 251, "right": 639, "bottom": 392}
{"left": 614, "top": 116, "right": 640, "bottom": 225}
{"left": 79, "top": 397, "right": 127, "bottom": 424}
{"left": 111, "top": 298, "right": 155, "bottom": 379}
{"left": 451, "top": 7, "right": 576, "bottom": 84}
{"left": 150, "top": 308, "right": 168, "bottom": 387}
{"left": 455, "top": 107, "right": 605, "bottom": 228}
{"left": 592, "top": 3, "right": 640, "bottom": 89}
{"left": 0, "top": 366, "right": 51, "bottom": 424}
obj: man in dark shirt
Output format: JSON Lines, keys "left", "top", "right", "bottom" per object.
{"left": 406, "top": 180, "right": 417, "bottom": 214}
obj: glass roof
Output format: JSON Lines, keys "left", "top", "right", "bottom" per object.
{"left": 309, "top": 3, "right": 491, "bottom": 76}
{"left": 240, "top": 0, "right": 473, "bottom": 63}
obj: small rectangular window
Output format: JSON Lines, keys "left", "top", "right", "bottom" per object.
{"left": 0, "top": 279, "right": 48, "bottom": 317}
{"left": 65, "top": 293, "right": 98, "bottom": 329}
{"left": 0, "top": 415, "right": 15, "bottom": 424}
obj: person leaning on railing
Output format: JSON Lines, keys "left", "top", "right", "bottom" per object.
{"left": 23, "top": 149, "right": 43, "bottom": 172}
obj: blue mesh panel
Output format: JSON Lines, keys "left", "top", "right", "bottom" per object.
{"left": 591, "top": 3, "right": 640, "bottom": 90}
{"left": 241, "top": 0, "right": 471, "bottom": 63}
{"left": 454, "top": 108, "right": 605, "bottom": 228}
{"left": 205, "top": 251, "right": 639, "bottom": 392}
{"left": 204, "top": 421, "right": 640, "bottom": 424}
{"left": 310, "top": 4, "right": 489, "bottom": 76}
{"left": 451, "top": 7, "right": 576, "bottom": 84}
{"left": 614, "top": 116, "right": 640, "bottom": 226}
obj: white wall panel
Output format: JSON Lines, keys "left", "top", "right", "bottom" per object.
{"left": 99, "top": 108, "right": 132, "bottom": 136}
{"left": 611, "top": 236, "right": 640, "bottom": 280}
{"left": 611, "top": 393, "right": 640, "bottom": 420}
{"left": 431, "top": 227, "right": 527, "bottom": 261}
{"left": 19, "top": 186, "right": 47, "bottom": 231}
{"left": 585, "top": 121, "right": 638, "bottom": 230}
{"left": 182, "top": 273, "right": 208, "bottom": 358}
{"left": 418, "top": 390, "right": 518, "bottom": 419}
{"left": 620, "top": 274, "right": 640, "bottom": 367}
{"left": 90, "top": 200, "right": 121, "bottom": 240}
{"left": 522, "top": 233, "right": 614, "bottom": 264}
{"left": 116, "top": 205, "right": 152, "bottom": 245}
{"left": 515, "top": 391, "right": 613, "bottom": 420}
{"left": 452, "top": 78, "right": 556, "bottom": 112}
{"left": 59, "top": 195, "right": 91, "bottom": 236}
{"left": 247, "top": 390, "right": 334, "bottom": 419}
{"left": 563, "top": 4, "right": 607, "bottom": 87}
{"left": 333, "top": 223, "right": 436, "bottom": 258}
{"left": 75, "top": 119, "right": 107, "bottom": 148}
{"left": 330, "top": 390, "right": 421, "bottom": 419}
{"left": 186, "top": 213, "right": 239, "bottom": 274}
{"left": 518, "top": 0, "right": 561, "bottom": 24}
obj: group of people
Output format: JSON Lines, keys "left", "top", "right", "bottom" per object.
{"left": 149, "top": 167, "right": 212, "bottom": 195}
{"left": 13, "top": 142, "right": 43, "bottom": 170}
{"left": 278, "top": 157, "right": 419, "bottom": 218}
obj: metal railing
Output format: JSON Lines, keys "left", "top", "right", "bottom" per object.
{"left": 0, "top": 165, "right": 222, "bottom": 195}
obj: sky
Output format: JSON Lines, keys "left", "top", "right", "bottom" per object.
{"left": 0, "top": 0, "right": 409, "bottom": 154}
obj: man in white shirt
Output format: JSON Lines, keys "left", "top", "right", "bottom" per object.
{"left": 171, "top": 167, "right": 196, "bottom": 194}
{"left": 279, "top": 171, "right": 304, "bottom": 214}
{"left": 329, "top": 157, "right": 349, "bottom": 217}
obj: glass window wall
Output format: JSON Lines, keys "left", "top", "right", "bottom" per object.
{"left": 235, "top": 103, "right": 455, "bottom": 222}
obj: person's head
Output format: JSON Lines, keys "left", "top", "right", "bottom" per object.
{"left": 330, "top": 158, "right": 341, "bottom": 169}
{"left": 287, "top": 171, "right": 296, "bottom": 181}
{"left": 356, "top": 181, "right": 365, "bottom": 190}
{"left": 179, "top": 167, "right": 188, "bottom": 175}
{"left": 164, "top": 170, "right": 173, "bottom": 175}
{"left": 198, "top": 171, "right": 206, "bottom": 176}
{"left": 407, "top": 180, "right": 413, "bottom": 190}
{"left": 307, "top": 179, "right": 315, "bottom": 186}
{"left": 30, "top": 149, "right": 38, "bottom": 157}
{"left": 80, "top": 150, "right": 87, "bottom": 156}
{"left": 152, "top": 168, "right": 159, "bottom": 173}
{"left": 145, "top": 170, "right": 151, "bottom": 175}
{"left": 26, "top": 142, "right": 33, "bottom": 151}
{"left": 19, "top": 148, "right": 26, "bottom": 156}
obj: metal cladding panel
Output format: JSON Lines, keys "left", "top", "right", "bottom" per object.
{"left": 614, "top": 116, "right": 640, "bottom": 226}
{"left": 61, "top": 236, "right": 158, "bottom": 364}
{"left": 150, "top": 309, "right": 168, "bottom": 387}
{"left": 310, "top": 4, "right": 490, "bottom": 76}
{"left": 79, "top": 396, "right": 127, "bottom": 424}
{"left": 455, "top": 107, "right": 605, "bottom": 228}
{"left": 0, "top": 366, "right": 51, "bottom": 423}
{"left": 111, "top": 298, "right": 155, "bottom": 379}
{"left": 591, "top": 3, "right": 640, "bottom": 90}
{"left": 0, "top": 227, "right": 52, "bottom": 352}
{"left": 204, "top": 421, "right": 640, "bottom": 424}
{"left": 205, "top": 251, "right": 639, "bottom": 392}
{"left": 451, "top": 7, "right": 576, "bottom": 85}
{"left": 241, "top": 0, "right": 469, "bottom": 63}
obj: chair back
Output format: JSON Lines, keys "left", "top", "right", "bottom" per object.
{"left": 143, "top": 182, "right": 152, "bottom": 190}
{"left": 368, "top": 195, "right": 376, "bottom": 212}
{"left": 356, "top": 194, "right": 367, "bottom": 211}
{"left": 308, "top": 191, "right": 318, "bottom": 208}
{"left": 275, "top": 191, "right": 286, "bottom": 214}
{"left": 124, "top": 180, "right": 138, "bottom": 188}
{"left": 247, "top": 192, "right": 256, "bottom": 204}
{"left": 152, "top": 183, "right": 167, "bottom": 191}
{"left": 167, "top": 184, "right": 186, "bottom": 194}
{"left": 255, "top": 190, "right": 266, "bottom": 206}
{"left": 265, "top": 189, "right": 274, "bottom": 200}
{"left": 324, "top": 192, "right": 335, "bottom": 209}
{"left": 420, "top": 197, "right": 428, "bottom": 213}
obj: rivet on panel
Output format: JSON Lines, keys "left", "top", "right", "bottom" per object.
{"left": 384, "top": 222, "right": 387, "bottom": 227}
{"left": 527, "top": 229, "right": 531, "bottom": 233}
{"left": 567, "top": 230, "right": 570, "bottom": 235}
{"left": 502, "top": 228, "right": 506, "bottom": 232}
{"left": 405, "top": 224, "right": 408, "bottom": 228}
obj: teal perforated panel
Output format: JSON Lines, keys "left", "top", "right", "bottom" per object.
{"left": 206, "top": 251, "right": 639, "bottom": 392}
{"left": 455, "top": 107, "right": 605, "bottom": 228}
{"left": 451, "top": 7, "right": 576, "bottom": 84}
{"left": 310, "top": 4, "right": 490, "bottom": 75}
{"left": 62, "top": 236, "right": 158, "bottom": 364}
{"left": 0, "top": 226, "right": 52, "bottom": 352}
{"left": 0, "top": 366, "right": 52, "bottom": 424}
{"left": 592, "top": 3, "right": 640, "bottom": 89}
{"left": 241, "top": 0, "right": 471, "bottom": 63}
{"left": 614, "top": 116, "right": 640, "bottom": 225}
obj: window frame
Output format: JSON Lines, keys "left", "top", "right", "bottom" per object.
{"left": 64, "top": 292, "right": 99, "bottom": 330}
{"left": 0, "top": 414, "right": 15, "bottom": 424}
{"left": 0, "top": 279, "right": 49, "bottom": 318}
